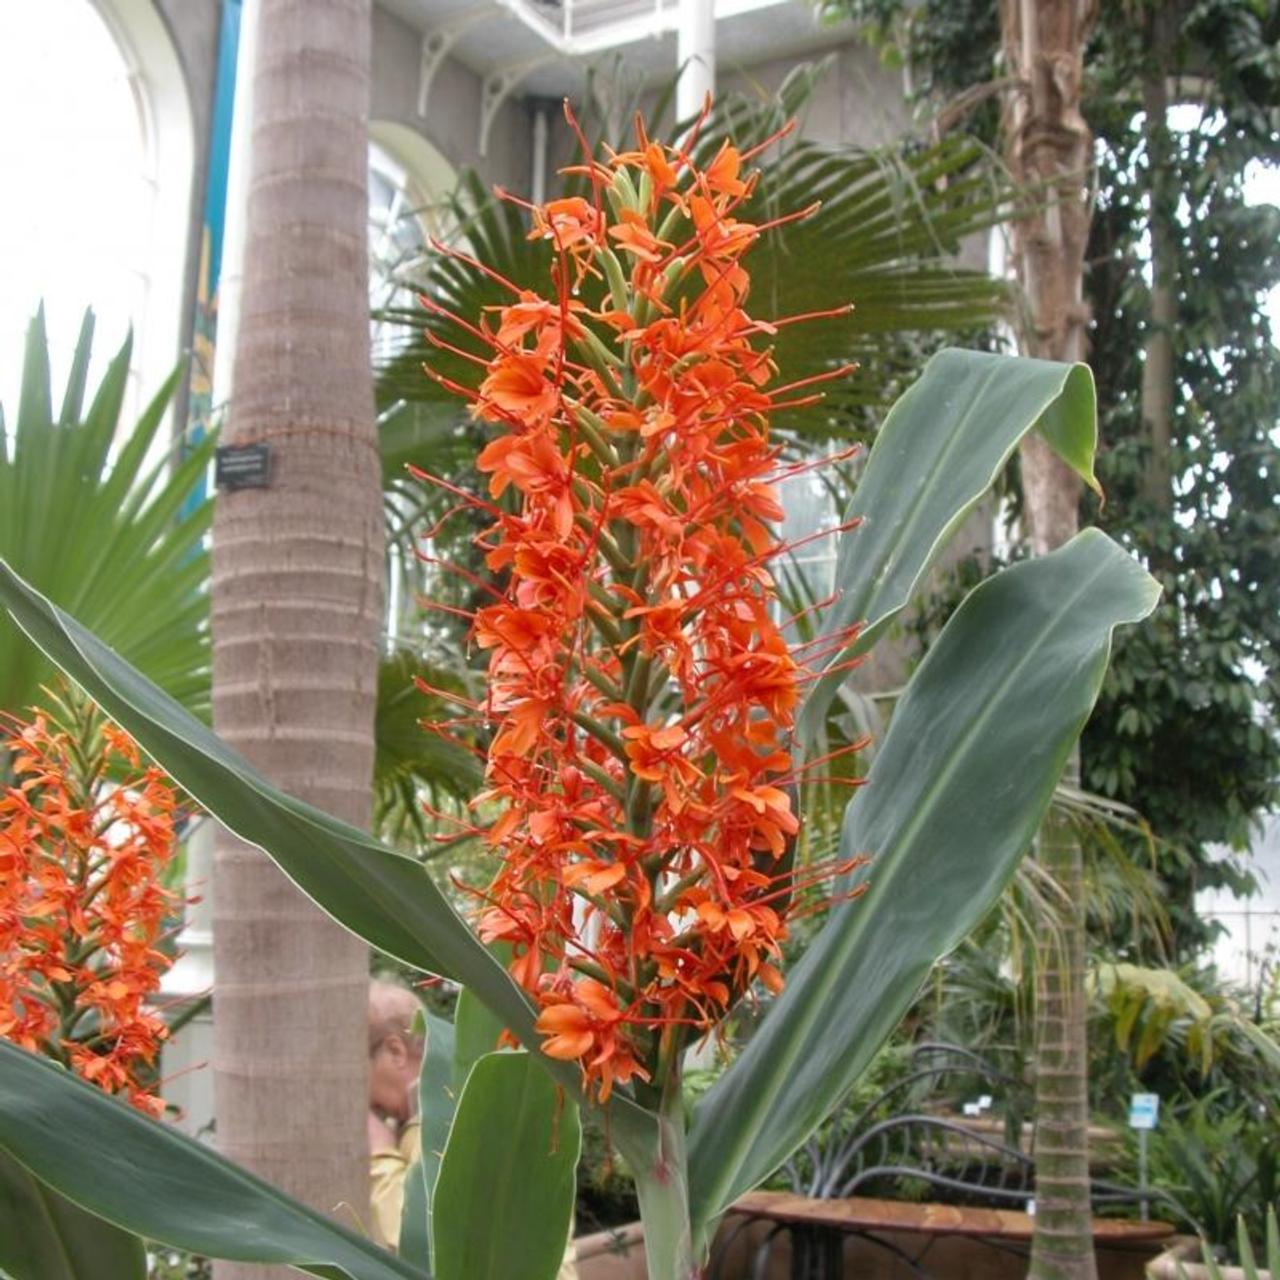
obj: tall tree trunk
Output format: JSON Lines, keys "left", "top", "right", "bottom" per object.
{"left": 1140, "top": 2, "right": 1178, "bottom": 516}
{"left": 209, "top": 2, "right": 381, "bottom": 1276}
{"left": 1000, "top": 4, "right": 1098, "bottom": 1280}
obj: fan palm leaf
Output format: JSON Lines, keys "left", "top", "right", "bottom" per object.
{"left": 373, "top": 68, "right": 1017, "bottom": 439}
{"left": 0, "top": 308, "right": 213, "bottom": 721}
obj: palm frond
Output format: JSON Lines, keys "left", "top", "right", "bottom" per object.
{"left": 372, "top": 66, "right": 1018, "bottom": 442}
{"left": 0, "top": 307, "right": 213, "bottom": 720}
{"left": 373, "top": 648, "right": 484, "bottom": 846}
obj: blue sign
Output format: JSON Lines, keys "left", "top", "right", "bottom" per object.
{"left": 1128, "top": 1093, "right": 1160, "bottom": 1130}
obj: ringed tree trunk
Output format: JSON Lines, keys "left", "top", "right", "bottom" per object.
{"left": 1139, "top": 1, "right": 1179, "bottom": 518}
{"left": 999, "top": 4, "right": 1099, "bottom": 1280}
{"left": 210, "top": 1, "right": 382, "bottom": 1276}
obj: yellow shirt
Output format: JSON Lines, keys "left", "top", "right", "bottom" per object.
{"left": 370, "top": 1119, "right": 421, "bottom": 1251}
{"left": 370, "top": 1120, "right": 579, "bottom": 1279}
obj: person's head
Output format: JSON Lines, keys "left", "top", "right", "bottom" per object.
{"left": 368, "top": 980, "right": 424, "bottom": 1123}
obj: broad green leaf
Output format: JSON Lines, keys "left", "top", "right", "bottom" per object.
{"left": 688, "top": 530, "right": 1159, "bottom": 1237}
{"left": 398, "top": 1010, "right": 456, "bottom": 1272}
{"left": 453, "top": 988, "right": 508, "bottom": 1087}
{"left": 0, "top": 1148, "right": 146, "bottom": 1280}
{"left": 399, "top": 989, "right": 520, "bottom": 1269}
{"left": 797, "top": 350, "right": 1100, "bottom": 744}
{"left": 432, "top": 1052, "right": 580, "bottom": 1280}
{"left": 0, "top": 563, "right": 657, "bottom": 1147}
{"left": 0, "top": 1042, "right": 423, "bottom": 1280}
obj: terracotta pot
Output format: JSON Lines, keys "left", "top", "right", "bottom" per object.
{"left": 573, "top": 1204, "right": 1178, "bottom": 1280}
{"left": 574, "top": 1222, "right": 647, "bottom": 1280}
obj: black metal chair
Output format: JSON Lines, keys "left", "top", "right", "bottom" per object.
{"left": 709, "top": 1043, "right": 1171, "bottom": 1280}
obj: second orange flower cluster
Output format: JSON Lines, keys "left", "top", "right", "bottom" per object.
{"left": 0, "top": 706, "right": 181, "bottom": 1114}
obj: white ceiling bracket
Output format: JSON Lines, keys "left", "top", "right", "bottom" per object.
{"left": 417, "top": 13, "right": 486, "bottom": 118}
{"left": 479, "top": 54, "right": 554, "bottom": 156}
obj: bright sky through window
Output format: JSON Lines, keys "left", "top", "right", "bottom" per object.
{"left": 0, "top": 0, "right": 150, "bottom": 423}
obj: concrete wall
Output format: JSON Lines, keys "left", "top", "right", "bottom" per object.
{"left": 369, "top": 3, "right": 529, "bottom": 193}
{"left": 719, "top": 39, "right": 912, "bottom": 149}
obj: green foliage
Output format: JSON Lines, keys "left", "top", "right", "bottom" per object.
{"left": 1186, "top": 1207, "right": 1280, "bottom": 1280}
{"left": 373, "top": 649, "right": 483, "bottom": 845}
{"left": 1090, "top": 963, "right": 1280, "bottom": 1082}
{"left": 1080, "top": 0, "right": 1280, "bottom": 951}
{"left": 0, "top": 307, "right": 213, "bottom": 723}
{"left": 0, "top": 352, "right": 1157, "bottom": 1279}
{"left": 689, "top": 530, "right": 1159, "bottom": 1237}
{"left": 0, "top": 1041, "right": 423, "bottom": 1280}
{"left": 818, "top": 0, "right": 1280, "bottom": 960}
{"left": 798, "top": 350, "right": 1098, "bottom": 742}
{"left": 1144, "top": 1096, "right": 1279, "bottom": 1254}
{"left": 814, "top": 0, "right": 1003, "bottom": 138}
{"left": 0, "top": 1148, "right": 147, "bottom": 1280}
{"left": 431, "top": 1053, "right": 581, "bottom": 1280}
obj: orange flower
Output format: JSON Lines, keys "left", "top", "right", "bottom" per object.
{"left": 476, "top": 351, "right": 561, "bottom": 430}
{"left": 1, "top": 702, "right": 183, "bottom": 1114}
{"left": 420, "top": 110, "right": 866, "bottom": 1103}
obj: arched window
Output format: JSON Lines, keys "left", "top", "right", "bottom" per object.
{"left": 368, "top": 125, "right": 464, "bottom": 640}
{"left": 0, "top": 0, "right": 192, "bottom": 423}
{"left": 368, "top": 123, "right": 459, "bottom": 367}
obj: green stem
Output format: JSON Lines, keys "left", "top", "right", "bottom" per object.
{"left": 617, "top": 1083, "right": 702, "bottom": 1280}
{"left": 569, "top": 710, "right": 629, "bottom": 764}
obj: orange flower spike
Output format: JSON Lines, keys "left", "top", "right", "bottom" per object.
{"left": 0, "top": 706, "right": 181, "bottom": 1114}
{"left": 427, "top": 115, "right": 865, "bottom": 1103}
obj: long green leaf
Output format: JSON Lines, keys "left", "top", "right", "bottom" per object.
{"left": 14, "top": 307, "right": 52, "bottom": 444}
{"left": 797, "top": 349, "right": 1100, "bottom": 744}
{"left": 0, "top": 1042, "right": 423, "bottom": 1280}
{"left": 687, "top": 530, "right": 1159, "bottom": 1238}
{"left": 0, "top": 1148, "right": 146, "bottom": 1280}
{"left": 453, "top": 988, "right": 507, "bottom": 1085}
{"left": 0, "top": 561, "right": 527, "bottom": 1027}
{"left": 399, "top": 988, "right": 524, "bottom": 1268}
{"left": 398, "top": 1011, "right": 455, "bottom": 1273}
{"left": 0, "top": 562, "right": 657, "bottom": 1147}
{"left": 56, "top": 311, "right": 95, "bottom": 427}
{"left": 431, "top": 1052, "right": 580, "bottom": 1280}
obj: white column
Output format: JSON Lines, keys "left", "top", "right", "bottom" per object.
{"left": 676, "top": 0, "right": 716, "bottom": 122}
{"left": 531, "top": 102, "right": 549, "bottom": 205}
{"left": 210, "top": 0, "right": 260, "bottom": 407}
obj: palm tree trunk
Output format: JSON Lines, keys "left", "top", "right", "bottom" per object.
{"left": 1139, "top": 3, "right": 1178, "bottom": 517}
{"left": 1000, "top": 3, "right": 1099, "bottom": 1279}
{"left": 209, "top": 2, "right": 381, "bottom": 1276}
